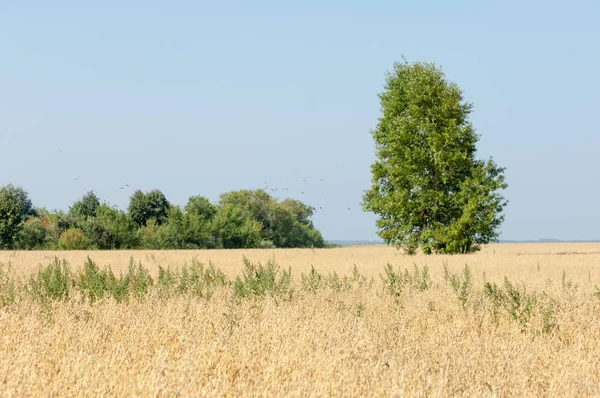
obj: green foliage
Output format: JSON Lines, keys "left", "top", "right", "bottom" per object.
{"left": 126, "top": 258, "right": 154, "bottom": 298}
{"left": 177, "top": 260, "right": 229, "bottom": 298}
{"left": 259, "top": 240, "right": 276, "bottom": 249}
{"left": 484, "top": 277, "right": 537, "bottom": 330}
{"left": 128, "top": 189, "right": 170, "bottom": 227}
{"left": 94, "top": 204, "right": 139, "bottom": 249}
{"left": 58, "top": 228, "right": 90, "bottom": 250}
{"left": 409, "top": 264, "right": 431, "bottom": 291}
{"left": 233, "top": 257, "right": 293, "bottom": 300}
{"left": 381, "top": 263, "right": 404, "bottom": 298}
{"left": 17, "top": 217, "right": 49, "bottom": 249}
{"left": 212, "top": 205, "right": 262, "bottom": 249}
{"left": 68, "top": 191, "right": 100, "bottom": 219}
{"left": 218, "top": 190, "right": 325, "bottom": 248}
{"left": 28, "top": 258, "right": 73, "bottom": 302}
{"left": 380, "top": 263, "right": 430, "bottom": 297}
{"left": 362, "top": 60, "right": 507, "bottom": 254}
{"left": 0, "top": 184, "right": 36, "bottom": 249}
{"left": 561, "top": 270, "right": 578, "bottom": 293}
{"left": 77, "top": 257, "right": 115, "bottom": 303}
{"left": 540, "top": 294, "right": 558, "bottom": 334}
{"left": 444, "top": 263, "right": 472, "bottom": 309}
{"left": 157, "top": 265, "right": 179, "bottom": 293}
{"left": 185, "top": 196, "right": 217, "bottom": 220}
{"left": 1, "top": 186, "right": 325, "bottom": 250}
{"left": 140, "top": 206, "right": 217, "bottom": 250}
{"left": 301, "top": 265, "right": 323, "bottom": 294}
{"left": 275, "top": 199, "right": 325, "bottom": 248}
{"left": 347, "top": 264, "right": 368, "bottom": 288}
{"left": 326, "top": 271, "right": 346, "bottom": 292}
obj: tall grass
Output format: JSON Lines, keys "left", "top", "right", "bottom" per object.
{"left": 2, "top": 244, "right": 600, "bottom": 396}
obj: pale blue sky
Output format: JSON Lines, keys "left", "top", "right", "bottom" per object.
{"left": 1, "top": 1, "right": 599, "bottom": 241}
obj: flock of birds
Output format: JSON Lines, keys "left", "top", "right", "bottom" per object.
{"left": 262, "top": 179, "right": 353, "bottom": 212}
{"left": 67, "top": 160, "right": 356, "bottom": 213}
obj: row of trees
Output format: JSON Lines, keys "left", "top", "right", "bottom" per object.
{"left": 0, "top": 185, "right": 326, "bottom": 250}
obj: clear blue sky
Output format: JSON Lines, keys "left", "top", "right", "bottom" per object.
{"left": 1, "top": 1, "right": 599, "bottom": 241}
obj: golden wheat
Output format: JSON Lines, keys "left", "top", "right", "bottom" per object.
{"left": 1, "top": 243, "right": 600, "bottom": 396}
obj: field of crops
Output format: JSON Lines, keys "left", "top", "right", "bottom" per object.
{"left": 1, "top": 243, "right": 600, "bottom": 396}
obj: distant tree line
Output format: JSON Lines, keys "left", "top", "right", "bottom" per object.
{"left": 0, "top": 185, "right": 326, "bottom": 250}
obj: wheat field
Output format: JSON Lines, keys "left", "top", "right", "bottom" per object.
{"left": 1, "top": 243, "right": 600, "bottom": 396}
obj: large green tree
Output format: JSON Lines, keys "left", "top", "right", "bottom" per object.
{"left": 362, "top": 60, "right": 507, "bottom": 254}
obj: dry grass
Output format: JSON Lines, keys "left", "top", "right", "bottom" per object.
{"left": 1, "top": 243, "right": 600, "bottom": 396}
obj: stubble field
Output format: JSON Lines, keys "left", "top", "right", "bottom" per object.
{"left": 1, "top": 243, "right": 600, "bottom": 396}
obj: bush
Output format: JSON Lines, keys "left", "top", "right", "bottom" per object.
{"left": 58, "top": 228, "right": 90, "bottom": 250}
{"left": 233, "top": 257, "right": 293, "bottom": 300}
{"left": 381, "top": 263, "right": 404, "bottom": 298}
{"left": 444, "top": 263, "right": 472, "bottom": 310}
{"left": 484, "top": 277, "right": 537, "bottom": 330}
{"left": 77, "top": 257, "right": 124, "bottom": 303}
{"left": 180, "top": 260, "right": 224, "bottom": 297}
{"left": 17, "top": 217, "right": 49, "bottom": 249}
{"left": 126, "top": 258, "right": 154, "bottom": 298}
{"left": 301, "top": 265, "right": 323, "bottom": 294}
{"left": 28, "top": 258, "right": 73, "bottom": 302}
{"left": 259, "top": 240, "right": 276, "bottom": 249}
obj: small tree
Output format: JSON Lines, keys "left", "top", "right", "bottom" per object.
{"left": 185, "top": 196, "right": 217, "bottom": 220}
{"left": 362, "top": 60, "right": 507, "bottom": 254}
{"left": 58, "top": 228, "right": 90, "bottom": 250}
{"left": 68, "top": 191, "right": 100, "bottom": 219}
{"left": 0, "top": 185, "right": 36, "bottom": 249}
{"left": 128, "top": 189, "right": 170, "bottom": 227}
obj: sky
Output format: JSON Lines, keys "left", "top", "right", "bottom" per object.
{"left": 1, "top": 1, "right": 599, "bottom": 242}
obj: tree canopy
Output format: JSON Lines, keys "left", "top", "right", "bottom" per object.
{"left": 362, "top": 60, "right": 507, "bottom": 254}
{"left": 0, "top": 185, "right": 36, "bottom": 249}
{"left": 0, "top": 185, "right": 326, "bottom": 250}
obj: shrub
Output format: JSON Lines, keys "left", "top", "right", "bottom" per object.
{"left": 381, "top": 263, "right": 404, "bottom": 298}
{"left": 301, "top": 265, "right": 323, "bottom": 294}
{"left": 178, "top": 260, "right": 229, "bottom": 298}
{"left": 484, "top": 277, "right": 537, "bottom": 330}
{"left": 444, "top": 263, "right": 472, "bottom": 310}
{"left": 259, "top": 240, "right": 276, "bottom": 249}
{"left": 126, "top": 258, "right": 154, "bottom": 298}
{"left": 58, "top": 228, "right": 90, "bottom": 250}
{"left": 233, "top": 257, "right": 293, "bottom": 300}
{"left": 77, "top": 257, "right": 121, "bottom": 303}
{"left": 17, "top": 217, "right": 49, "bottom": 249}
{"left": 410, "top": 264, "right": 431, "bottom": 291}
{"left": 28, "top": 258, "right": 73, "bottom": 302}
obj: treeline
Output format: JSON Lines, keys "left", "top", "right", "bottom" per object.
{"left": 0, "top": 185, "right": 326, "bottom": 250}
